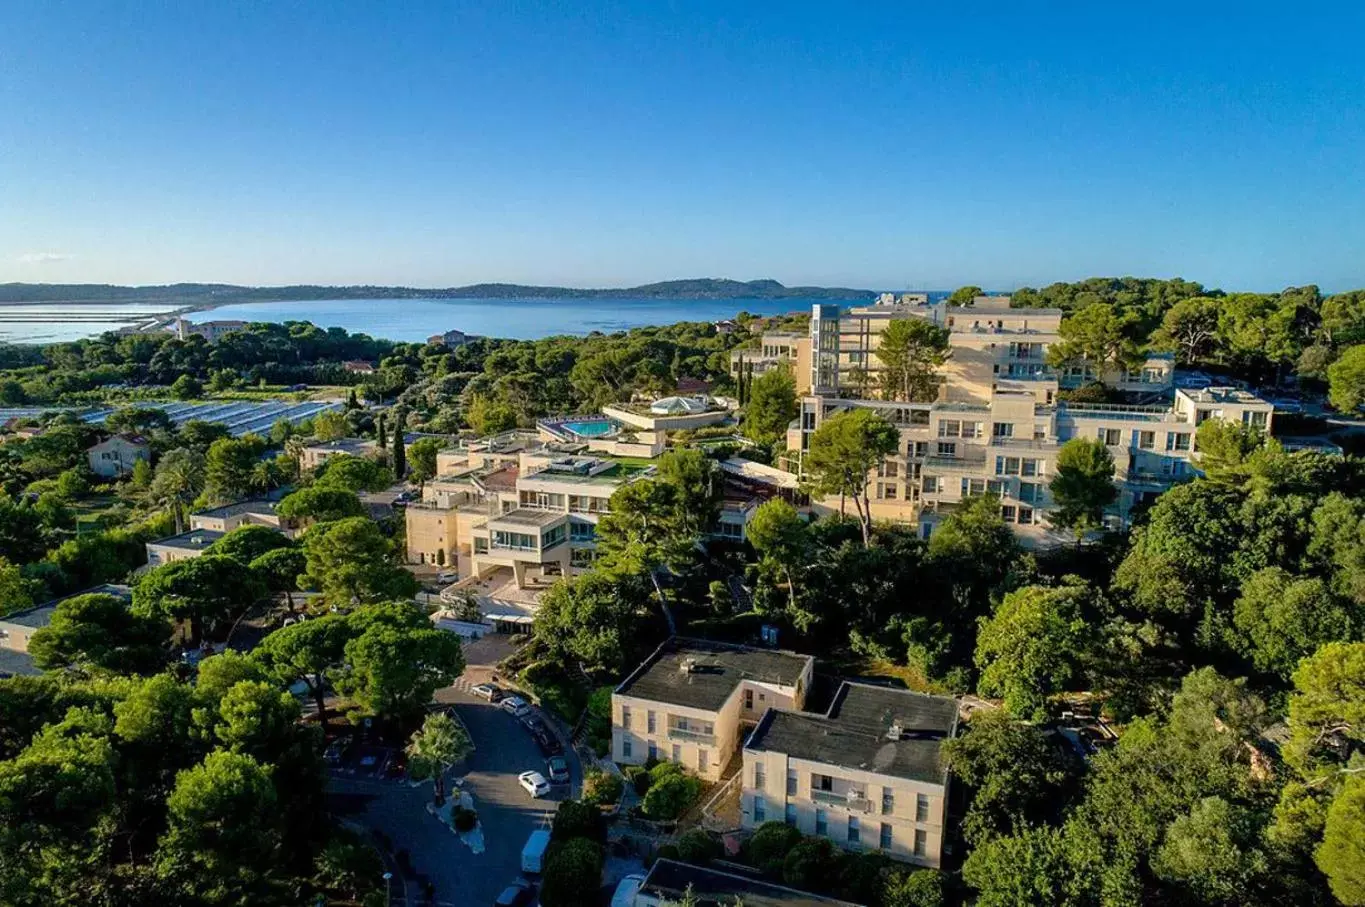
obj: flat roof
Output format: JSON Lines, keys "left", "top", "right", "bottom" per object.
{"left": 488, "top": 508, "right": 567, "bottom": 529}
{"left": 302, "top": 437, "right": 377, "bottom": 453}
{"left": 192, "top": 499, "right": 279, "bottom": 519}
{"left": 146, "top": 528, "right": 225, "bottom": 551}
{"left": 641, "top": 859, "right": 859, "bottom": 907}
{"left": 1, "top": 584, "right": 132, "bottom": 631}
{"left": 0, "top": 649, "right": 39, "bottom": 677}
{"left": 616, "top": 637, "right": 812, "bottom": 713}
{"left": 721, "top": 457, "right": 800, "bottom": 491}
{"left": 746, "top": 682, "right": 959, "bottom": 785}
{"left": 1178, "top": 386, "right": 1267, "bottom": 405}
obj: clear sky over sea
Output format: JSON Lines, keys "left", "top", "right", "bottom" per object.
{"left": 3, "top": 2, "right": 1363, "bottom": 292}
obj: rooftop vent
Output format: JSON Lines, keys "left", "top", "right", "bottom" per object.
{"left": 887, "top": 721, "right": 903, "bottom": 740}
{"left": 680, "top": 657, "right": 698, "bottom": 675}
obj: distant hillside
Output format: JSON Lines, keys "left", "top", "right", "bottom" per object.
{"left": 0, "top": 278, "right": 875, "bottom": 304}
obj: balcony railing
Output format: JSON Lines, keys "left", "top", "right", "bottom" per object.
{"left": 810, "top": 788, "right": 874, "bottom": 812}
{"left": 667, "top": 726, "right": 717, "bottom": 746}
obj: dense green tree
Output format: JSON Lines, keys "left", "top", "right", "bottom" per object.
{"left": 883, "top": 868, "right": 945, "bottom": 907}
{"left": 336, "top": 603, "right": 464, "bottom": 721}
{"left": 1283, "top": 641, "right": 1365, "bottom": 779}
{"left": 464, "top": 392, "right": 518, "bottom": 435}
{"left": 1194, "top": 418, "right": 1265, "bottom": 480}
{"left": 390, "top": 409, "right": 406, "bottom": 477}
{"left": 300, "top": 517, "right": 417, "bottom": 605}
{"left": 252, "top": 614, "right": 352, "bottom": 734}
{"left": 149, "top": 447, "right": 206, "bottom": 534}
{"left": 276, "top": 485, "right": 365, "bottom": 524}
{"left": 211, "top": 524, "right": 293, "bottom": 564}
{"left": 202, "top": 435, "right": 269, "bottom": 505}
{"left": 133, "top": 555, "right": 266, "bottom": 643}
{"left": 539, "top": 837, "right": 604, "bottom": 907}
{"left": 742, "top": 363, "right": 799, "bottom": 446}
{"left": 155, "top": 750, "right": 282, "bottom": 905}
{"left": 170, "top": 374, "right": 203, "bottom": 400}
{"left": 1318, "top": 776, "right": 1365, "bottom": 906}
{"left": 250, "top": 546, "right": 307, "bottom": 610}
{"left": 212, "top": 679, "right": 303, "bottom": 761}
{"left": 744, "top": 821, "right": 803, "bottom": 875}
{"left": 943, "top": 709, "right": 1082, "bottom": 844}
{"left": 28, "top": 592, "right": 169, "bottom": 674}
{"left": 947, "top": 285, "right": 984, "bottom": 306}
{"left": 1154, "top": 296, "right": 1222, "bottom": 364}
{"left": 1328, "top": 343, "right": 1365, "bottom": 413}
{"left": 805, "top": 409, "right": 900, "bottom": 545}
{"left": 1150, "top": 796, "right": 1268, "bottom": 905}
{"left": 746, "top": 498, "right": 812, "bottom": 616}
{"left": 0, "top": 497, "right": 48, "bottom": 565}
{"left": 0, "top": 556, "right": 34, "bottom": 612}
{"left": 781, "top": 836, "right": 842, "bottom": 892}
{"left": 313, "top": 453, "right": 394, "bottom": 493}
{"left": 1049, "top": 438, "right": 1117, "bottom": 540}
{"left": 1309, "top": 493, "right": 1365, "bottom": 604}
{"left": 975, "top": 581, "right": 1095, "bottom": 719}
{"left": 961, "top": 826, "right": 1078, "bottom": 907}
{"left": 1230, "top": 568, "right": 1357, "bottom": 679}
{"left": 407, "top": 436, "right": 442, "bottom": 488}
{"left": 551, "top": 798, "right": 607, "bottom": 845}
{"left": 533, "top": 572, "right": 650, "bottom": 674}
{"left": 875, "top": 318, "right": 951, "bottom": 402}
{"left": 1047, "top": 302, "right": 1143, "bottom": 374}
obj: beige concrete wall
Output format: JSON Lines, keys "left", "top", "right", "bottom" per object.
{"left": 88, "top": 437, "right": 150, "bottom": 478}
{"left": 144, "top": 544, "right": 207, "bottom": 567}
{"left": 740, "top": 748, "right": 947, "bottom": 867}
{"left": 406, "top": 505, "right": 455, "bottom": 567}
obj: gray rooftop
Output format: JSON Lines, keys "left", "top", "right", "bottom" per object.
{"left": 0, "top": 648, "right": 39, "bottom": 677}
{"left": 304, "top": 437, "right": 377, "bottom": 453}
{"left": 642, "top": 860, "right": 858, "bottom": 907}
{"left": 616, "top": 638, "right": 812, "bottom": 713}
{"left": 1, "top": 584, "right": 132, "bottom": 631}
{"left": 747, "top": 682, "right": 959, "bottom": 785}
{"left": 192, "top": 499, "right": 280, "bottom": 519}
{"left": 488, "top": 508, "right": 569, "bottom": 529}
{"left": 147, "top": 528, "right": 225, "bottom": 551}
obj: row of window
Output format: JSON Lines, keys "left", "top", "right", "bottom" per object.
{"left": 753, "top": 798, "right": 930, "bottom": 856}
{"left": 752, "top": 767, "right": 934, "bottom": 821}
{"left": 958, "top": 478, "right": 1043, "bottom": 503}
{"left": 994, "top": 456, "right": 1044, "bottom": 476}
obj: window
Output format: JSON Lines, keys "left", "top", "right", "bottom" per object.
{"left": 1195, "top": 408, "right": 1214, "bottom": 425}
{"left": 922, "top": 476, "right": 941, "bottom": 494}
{"left": 672, "top": 744, "right": 682, "bottom": 762}
{"left": 473, "top": 538, "right": 489, "bottom": 554}
{"left": 847, "top": 816, "right": 860, "bottom": 844}
{"left": 698, "top": 749, "right": 708, "bottom": 771}
{"left": 877, "top": 482, "right": 899, "bottom": 500}
{"left": 1167, "top": 432, "right": 1191, "bottom": 452}
{"left": 986, "top": 479, "right": 1006, "bottom": 495}
{"left": 786, "top": 802, "right": 798, "bottom": 826}
{"left": 814, "top": 773, "right": 833, "bottom": 792}
{"left": 648, "top": 741, "right": 658, "bottom": 761}
{"left": 620, "top": 706, "right": 631, "bottom": 729}
{"left": 913, "top": 441, "right": 928, "bottom": 458}
{"left": 753, "top": 795, "right": 766, "bottom": 822}
{"left": 913, "top": 829, "right": 928, "bottom": 857}
{"left": 1018, "top": 481, "right": 1040, "bottom": 504}
{"left": 916, "top": 793, "right": 930, "bottom": 822}
{"left": 1001, "top": 505, "right": 1017, "bottom": 522}
{"left": 787, "top": 771, "right": 797, "bottom": 796}
{"left": 881, "top": 823, "right": 894, "bottom": 849}
{"left": 622, "top": 738, "right": 632, "bottom": 758}
{"left": 938, "top": 420, "right": 961, "bottom": 438}
{"left": 1021, "top": 458, "right": 1039, "bottom": 477}
{"left": 992, "top": 422, "right": 1014, "bottom": 439}
{"left": 744, "top": 688, "right": 754, "bottom": 710}
{"left": 1244, "top": 410, "right": 1268, "bottom": 429}
{"left": 878, "top": 461, "right": 899, "bottom": 478}
{"left": 1018, "top": 506, "right": 1034, "bottom": 525}
{"left": 1138, "top": 430, "right": 1155, "bottom": 450}
{"left": 995, "top": 456, "right": 1021, "bottom": 476}
{"left": 935, "top": 442, "right": 956, "bottom": 458}
{"left": 802, "top": 411, "right": 816, "bottom": 430}
{"left": 754, "top": 763, "right": 765, "bottom": 791}
{"left": 882, "top": 790, "right": 895, "bottom": 815}
{"left": 963, "top": 421, "right": 983, "bottom": 439}
{"left": 647, "top": 711, "right": 656, "bottom": 733}
{"left": 1100, "top": 428, "right": 1121, "bottom": 446}
{"left": 815, "top": 809, "right": 828, "bottom": 836}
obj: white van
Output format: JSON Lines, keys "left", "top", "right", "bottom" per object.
{"left": 520, "top": 829, "right": 551, "bottom": 874}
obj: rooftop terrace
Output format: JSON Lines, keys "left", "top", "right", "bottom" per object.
{"left": 616, "top": 637, "right": 813, "bottom": 713}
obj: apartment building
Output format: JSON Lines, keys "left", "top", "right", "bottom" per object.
{"left": 406, "top": 432, "right": 643, "bottom": 586}
{"left": 612, "top": 638, "right": 815, "bottom": 782}
{"left": 296, "top": 437, "right": 382, "bottom": 471}
{"left": 742, "top": 683, "right": 959, "bottom": 867}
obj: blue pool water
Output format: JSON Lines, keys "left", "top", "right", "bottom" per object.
{"left": 561, "top": 419, "right": 615, "bottom": 437}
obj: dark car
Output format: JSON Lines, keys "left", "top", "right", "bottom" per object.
{"left": 546, "top": 755, "right": 570, "bottom": 785}
{"left": 531, "top": 728, "right": 563, "bottom": 756}
{"left": 519, "top": 714, "right": 546, "bottom": 735}
{"left": 493, "top": 879, "right": 535, "bottom": 907}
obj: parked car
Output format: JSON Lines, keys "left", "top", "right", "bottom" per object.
{"left": 518, "top": 770, "right": 551, "bottom": 798}
{"left": 493, "top": 879, "right": 535, "bottom": 907}
{"left": 546, "top": 755, "right": 570, "bottom": 785}
{"left": 519, "top": 714, "right": 546, "bottom": 734}
{"left": 610, "top": 874, "right": 647, "bottom": 907}
{"left": 323, "top": 741, "right": 346, "bottom": 765}
{"left": 471, "top": 683, "right": 504, "bottom": 701}
{"left": 436, "top": 570, "right": 459, "bottom": 583}
{"left": 531, "top": 728, "right": 562, "bottom": 756}
{"left": 500, "top": 695, "right": 530, "bottom": 717}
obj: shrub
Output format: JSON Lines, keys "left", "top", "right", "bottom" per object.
{"left": 745, "top": 821, "right": 803, "bottom": 875}
{"left": 540, "top": 838, "right": 604, "bottom": 907}
{"left": 641, "top": 772, "right": 702, "bottom": 821}
{"left": 551, "top": 799, "right": 605, "bottom": 845}
{"left": 452, "top": 807, "right": 477, "bottom": 832}
{"left": 883, "top": 868, "right": 946, "bottom": 907}
{"left": 676, "top": 828, "right": 721, "bottom": 864}
{"left": 582, "top": 770, "right": 624, "bottom": 807}
{"left": 783, "top": 837, "right": 841, "bottom": 892}
{"left": 624, "top": 764, "right": 651, "bottom": 795}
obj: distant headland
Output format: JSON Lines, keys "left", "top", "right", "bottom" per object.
{"left": 0, "top": 278, "right": 877, "bottom": 305}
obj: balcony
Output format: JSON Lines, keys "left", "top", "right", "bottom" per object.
{"left": 810, "top": 788, "right": 874, "bottom": 813}
{"left": 667, "top": 725, "right": 717, "bottom": 746}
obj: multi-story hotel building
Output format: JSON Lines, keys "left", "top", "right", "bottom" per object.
{"left": 742, "top": 683, "right": 958, "bottom": 867}
{"left": 734, "top": 296, "right": 1272, "bottom": 544}
{"left": 611, "top": 638, "right": 815, "bottom": 782}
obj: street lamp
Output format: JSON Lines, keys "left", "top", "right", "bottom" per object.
{"left": 382, "top": 871, "right": 393, "bottom": 907}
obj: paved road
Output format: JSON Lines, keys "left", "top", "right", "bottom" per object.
{"left": 329, "top": 688, "right": 579, "bottom": 906}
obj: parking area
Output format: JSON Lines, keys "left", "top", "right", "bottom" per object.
{"left": 328, "top": 685, "right": 581, "bottom": 906}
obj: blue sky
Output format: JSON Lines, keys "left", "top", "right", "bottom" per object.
{"left": 2, "top": 2, "right": 1363, "bottom": 291}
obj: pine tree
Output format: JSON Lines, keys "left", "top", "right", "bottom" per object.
{"left": 377, "top": 412, "right": 387, "bottom": 448}
{"left": 391, "top": 410, "right": 406, "bottom": 477}
{"left": 346, "top": 388, "right": 358, "bottom": 409}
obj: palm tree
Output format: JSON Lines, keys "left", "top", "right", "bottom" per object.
{"left": 406, "top": 712, "right": 474, "bottom": 805}
{"left": 149, "top": 448, "right": 205, "bottom": 534}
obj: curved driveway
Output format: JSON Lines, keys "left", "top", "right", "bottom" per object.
{"left": 329, "top": 687, "right": 581, "bottom": 906}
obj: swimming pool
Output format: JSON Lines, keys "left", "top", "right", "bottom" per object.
{"left": 560, "top": 419, "right": 616, "bottom": 438}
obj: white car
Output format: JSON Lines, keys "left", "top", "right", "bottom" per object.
{"left": 518, "top": 770, "right": 551, "bottom": 798}
{"left": 500, "top": 695, "right": 530, "bottom": 717}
